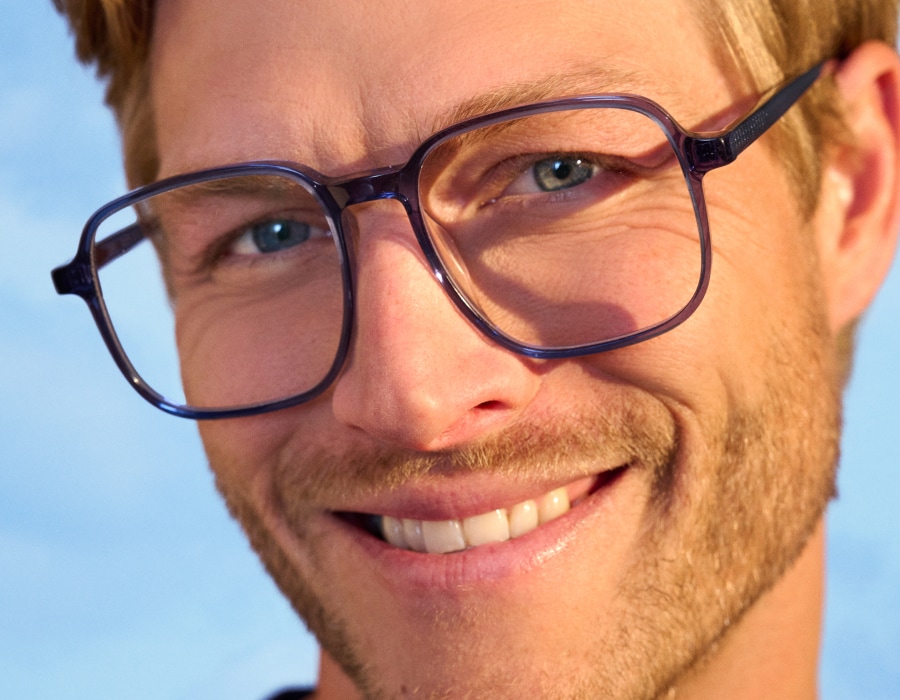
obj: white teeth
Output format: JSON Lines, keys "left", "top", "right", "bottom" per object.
{"left": 508, "top": 499, "right": 539, "bottom": 538}
{"left": 379, "top": 486, "right": 572, "bottom": 554}
{"left": 402, "top": 518, "right": 427, "bottom": 553}
{"left": 538, "top": 487, "right": 570, "bottom": 523}
{"left": 462, "top": 509, "right": 510, "bottom": 547}
{"left": 422, "top": 519, "right": 466, "bottom": 554}
{"left": 382, "top": 515, "right": 407, "bottom": 549}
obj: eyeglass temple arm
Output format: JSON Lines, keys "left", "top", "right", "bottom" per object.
{"left": 52, "top": 223, "right": 145, "bottom": 296}
{"left": 685, "top": 62, "right": 826, "bottom": 174}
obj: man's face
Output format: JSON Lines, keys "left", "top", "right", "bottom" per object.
{"left": 151, "top": 0, "right": 843, "bottom": 697}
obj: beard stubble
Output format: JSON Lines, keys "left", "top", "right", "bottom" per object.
{"left": 205, "top": 270, "right": 842, "bottom": 700}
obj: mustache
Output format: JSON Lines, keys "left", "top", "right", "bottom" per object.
{"left": 272, "top": 393, "right": 679, "bottom": 505}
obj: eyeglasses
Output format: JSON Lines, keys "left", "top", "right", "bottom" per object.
{"left": 52, "top": 62, "right": 827, "bottom": 419}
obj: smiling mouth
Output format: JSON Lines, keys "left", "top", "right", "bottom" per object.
{"left": 340, "top": 467, "right": 626, "bottom": 555}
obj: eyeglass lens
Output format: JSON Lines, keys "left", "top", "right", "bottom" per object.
{"left": 418, "top": 106, "right": 702, "bottom": 348}
{"left": 95, "top": 173, "right": 347, "bottom": 411}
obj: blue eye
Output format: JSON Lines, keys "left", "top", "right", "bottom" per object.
{"left": 532, "top": 157, "right": 596, "bottom": 192}
{"left": 227, "top": 218, "right": 317, "bottom": 257}
{"left": 249, "top": 220, "right": 311, "bottom": 253}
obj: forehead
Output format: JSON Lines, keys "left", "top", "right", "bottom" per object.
{"left": 151, "top": 0, "right": 733, "bottom": 177}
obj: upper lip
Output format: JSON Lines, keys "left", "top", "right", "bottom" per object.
{"left": 328, "top": 465, "right": 627, "bottom": 522}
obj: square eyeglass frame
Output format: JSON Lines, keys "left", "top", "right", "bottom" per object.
{"left": 52, "top": 61, "right": 827, "bottom": 420}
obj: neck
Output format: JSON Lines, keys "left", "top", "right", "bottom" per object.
{"left": 315, "top": 653, "right": 364, "bottom": 700}
{"left": 314, "top": 518, "right": 826, "bottom": 700}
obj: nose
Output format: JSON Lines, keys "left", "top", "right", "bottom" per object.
{"left": 330, "top": 201, "right": 541, "bottom": 451}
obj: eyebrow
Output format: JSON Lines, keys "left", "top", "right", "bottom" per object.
{"left": 136, "top": 174, "right": 316, "bottom": 240}
{"left": 431, "top": 64, "right": 649, "bottom": 134}
{"left": 165, "top": 174, "right": 297, "bottom": 199}
{"left": 145, "top": 174, "right": 307, "bottom": 220}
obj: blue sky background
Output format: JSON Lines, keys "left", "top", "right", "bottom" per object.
{"left": 1, "top": 3, "right": 897, "bottom": 699}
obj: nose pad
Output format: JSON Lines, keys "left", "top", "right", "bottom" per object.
{"left": 336, "top": 204, "right": 363, "bottom": 292}
{"left": 330, "top": 200, "right": 541, "bottom": 451}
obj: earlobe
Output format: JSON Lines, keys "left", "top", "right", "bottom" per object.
{"left": 817, "top": 41, "right": 900, "bottom": 333}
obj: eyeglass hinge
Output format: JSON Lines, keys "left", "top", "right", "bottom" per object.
{"left": 686, "top": 136, "right": 735, "bottom": 172}
{"left": 51, "top": 261, "right": 94, "bottom": 296}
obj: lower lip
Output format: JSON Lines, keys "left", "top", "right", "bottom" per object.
{"left": 323, "top": 466, "right": 631, "bottom": 592}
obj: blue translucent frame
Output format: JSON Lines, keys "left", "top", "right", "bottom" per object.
{"left": 52, "top": 62, "right": 826, "bottom": 419}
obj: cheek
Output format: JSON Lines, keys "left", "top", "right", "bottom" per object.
{"left": 198, "top": 399, "right": 349, "bottom": 498}
{"left": 587, "top": 154, "right": 828, "bottom": 416}
{"left": 170, "top": 256, "right": 346, "bottom": 412}
{"left": 703, "top": 145, "right": 822, "bottom": 296}
{"left": 198, "top": 415, "right": 290, "bottom": 497}
{"left": 701, "top": 159, "right": 824, "bottom": 368}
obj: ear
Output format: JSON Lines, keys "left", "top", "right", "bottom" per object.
{"left": 815, "top": 41, "right": 900, "bottom": 333}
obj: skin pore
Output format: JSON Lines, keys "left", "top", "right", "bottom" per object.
{"left": 147, "top": 0, "right": 900, "bottom": 698}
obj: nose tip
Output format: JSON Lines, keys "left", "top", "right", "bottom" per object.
{"left": 334, "top": 355, "right": 523, "bottom": 451}
{"left": 330, "top": 204, "right": 540, "bottom": 451}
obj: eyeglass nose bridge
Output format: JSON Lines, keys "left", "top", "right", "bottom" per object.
{"left": 323, "top": 163, "right": 432, "bottom": 262}
{"left": 321, "top": 159, "right": 474, "bottom": 342}
{"left": 325, "top": 165, "right": 412, "bottom": 210}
